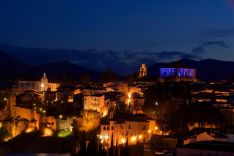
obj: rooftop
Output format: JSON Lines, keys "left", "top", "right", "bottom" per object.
{"left": 180, "top": 141, "right": 234, "bottom": 152}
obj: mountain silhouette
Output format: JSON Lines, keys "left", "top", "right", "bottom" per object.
{"left": 1, "top": 44, "right": 234, "bottom": 81}
{"left": 148, "top": 58, "right": 234, "bottom": 81}
{"left": 0, "top": 50, "right": 102, "bottom": 81}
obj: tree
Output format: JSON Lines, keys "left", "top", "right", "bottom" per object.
{"left": 86, "top": 136, "right": 98, "bottom": 156}
{"left": 115, "top": 139, "right": 118, "bottom": 156}
{"left": 102, "top": 69, "right": 117, "bottom": 83}
{"left": 98, "top": 141, "right": 106, "bottom": 156}
{"left": 109, "top": 132, "right": 114, "bottom": 156}
{"left": 157, "top": 102, "right": 227, "bottom": 137}
{"left": 61, "top": 72, "right": 75, "bottom": 85}
{"left": 79, "top": 74, "right": 91, "bottom": 84}
{"left": 120, "top": 138, "right": 130, "bottom": 156}
{"left": 80, "top": 131, "right": 86, "bottom": 155}
{"left": 127, "top": 71, "right": 138, "bottom": 84}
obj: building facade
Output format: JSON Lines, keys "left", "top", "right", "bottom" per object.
{"left": 17, "top": 73, "right": 60, "bottom": 92}
{"left": 100, "top": 114, "right": 157, "bottom": 147}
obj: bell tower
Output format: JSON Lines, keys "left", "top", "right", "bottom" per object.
{"left": 139, "top": 64, "right": 147, "bottom": 78}
{"left": 40, "top": 73, "right": 48, "bottom": 91}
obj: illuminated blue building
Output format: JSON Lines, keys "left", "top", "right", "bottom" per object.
{"left": 159, "top": 62, "right": 196, "bottom": 82}
{"left": 160, "top": 68, "right": 196, "bottom": 78}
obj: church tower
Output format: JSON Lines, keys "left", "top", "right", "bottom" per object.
{"left": 40, "top": 73, "right": 48, "bottom": 91}
{"left": 139, "top": 64, "right": 147, "bottom": 78}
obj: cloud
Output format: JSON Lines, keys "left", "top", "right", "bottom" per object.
{"left": 208, "top": 28, "right": 234, "bottom": 37}
{"left": 0, "top": 43, "right": 202, "bottom": 75}
{"left": 202, "top": 41, "right": 229, "bottom": 48}
{"left": 131, "top": 41, "right": 159, "bottom": 47}
{"left": 156, "top": 51, "right": 201, "bottom": 60}
{"left": 191, "top": 46, "right": 205, "bottom": 54}
{"left": 192, "top": 40, "right": 229, "bottom": 54}
{"left": 123, "top": 51, "right": 201, "bottom": 61}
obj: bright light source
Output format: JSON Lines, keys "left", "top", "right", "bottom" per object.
{"left": 128, "top": 93, "right": 131, "bottom": 99}
{"left": 155, "top": 101, "right": 158, "bottom": 106}
{"left": 131, "top": 136, "right": 137, "bottom": 143}
{"left": 103, "top": 111, "right": 107, "bottom": 117}
{"left": 25, "top": 127, "right": 34, "bottom": 133}
{"left": 121, "top": 138, "right": 126, "bottom": 144}
{"left": 148, "top": 130, "right": 152, "bottom": 134}
{"left": 99, "top": 135, "right": 103, "bottom": 139}
{"left": 0, "top": 122, "right": 3, "bottom": 129}
{"left": 43, "top": 127, "right": 54, "bottom": 137}
{"left": 59, "top": 114, "right": 63, "bottom": 119}
{"left": 138, "top": 134, "right": 143, "bottom": 140}
{"left": 3, "top": 98, "right": 7, "bottom": 101}
{"left": 41, "top": 83, "right": 45, "bottom": 88}
{"left": 155, "top": 126, "right": 159, "bottom": 130}
{"left": 3, "top": 137, "right": 11, "bottom": 142}
{"left": 104, "top": 135, "right": 108, "bottom": 140}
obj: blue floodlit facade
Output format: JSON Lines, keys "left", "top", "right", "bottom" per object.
{"left": 160, "top": 68, "right": 196, "bottom": 78}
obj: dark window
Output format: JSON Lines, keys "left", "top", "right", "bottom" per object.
{"left": 107, "top": 126, "right": 110, "bottom": 130}
{"left": 111, "top": 126, "right": 114, "bottom": 130}
{"left": 103, "top": 126, "right": 106, "bottom": 130}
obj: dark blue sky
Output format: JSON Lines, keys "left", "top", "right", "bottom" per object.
{"left": 1, "top": 0, "right": 234, "bottom": 61}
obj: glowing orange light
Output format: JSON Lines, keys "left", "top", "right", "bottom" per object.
{"left": 138, "top": 134, "right": 143, "bottom": 140}
{"left": 104, "top": 135, "right": 108, "bottom": 140}
{"left": 25, "top": 127, "right": 34, "bottom": 133}
{"left": 128, "top": 93, "right": 131, "bottom": 99}
{"left": 59, "top": 114, "right": 63, "bottom": 119}
{"left": 131, "top": 136, "right": 137, "bottom": 143}
{"left": 148, "top": 130, "right": 152, "bottom": 134}
{"left": 121, "top": 138, "right": 126, "bottom": 144}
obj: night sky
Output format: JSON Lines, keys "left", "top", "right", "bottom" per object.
{"left": 1, "top": 0, "right": 234, "bottom": 62}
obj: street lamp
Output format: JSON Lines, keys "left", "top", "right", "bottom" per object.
{"left": 121, "top": 138, "right": 126, "bottom": 144}
{"left": 131, "top": 136, "right": 137, "bottom": 144}
{"left": 128, "top": 93, "right": 131, "bottom": 99}
{"left": 155, "top": 101, "right": 158, "bottom": 106}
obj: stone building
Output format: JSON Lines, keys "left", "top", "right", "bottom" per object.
{"left": 17, "top": 73, "right": 60, "bottom": 92}
{"left": 100, "top": 114, "right": 157, "bottom": 147}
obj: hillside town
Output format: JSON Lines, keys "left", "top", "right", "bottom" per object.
{"left": 1, "top": 62, "right": 234, "bottom": 156}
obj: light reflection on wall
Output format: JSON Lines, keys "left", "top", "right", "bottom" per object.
{"left": 160, "top": 68, "right": 196, "bottom": 78}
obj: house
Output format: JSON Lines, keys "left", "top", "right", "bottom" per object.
{"left": 17, "top": 73, "right": 60, "bottom": 92}
{"left": 177, "top": 141, "right": 234, "bottom": 156}
{"left": 99, "top": 114, "right": 157, "bottom": 147}
{"left": 184, "top": 131, "right": 229, "bottom": 145}
{"left": 83, "top": 94, "right": 108, "bottom": 116}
